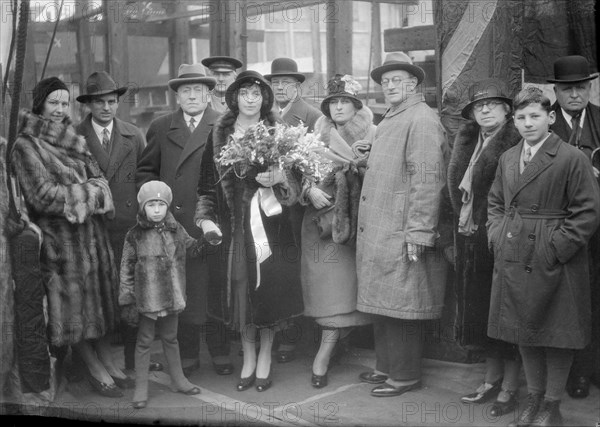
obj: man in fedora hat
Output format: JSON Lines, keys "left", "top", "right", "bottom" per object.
{"left": 265, "top": 57, "right": 322, "bottom": 363}
{"left": 76, "top": 71, "right": 152, "bottom": 380}
{"left": 201, "top": 56, "right": 242, "bottom": 114}
{"left": 136, "top": 64, "right": 234, "bottom": 377}
{"left": 549, "top": 55, "right": 600, "bottom": 399}
{"left": 265, "top": 57, "right": 321, "bottom": 132}
{"left": 356, "top": 52, "right": 448, "bottom": 397}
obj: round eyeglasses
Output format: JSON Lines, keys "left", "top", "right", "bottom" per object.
{"left": 473, "top": 100, "right": 502, "bottom": 112}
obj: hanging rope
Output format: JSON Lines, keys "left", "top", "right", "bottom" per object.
{"left": 1, "top": 0, "right": 19, "bottom": 103}
{"left": 40, "top": 0, "right": 65, "bottom": 81}
{"left": 7, "top": 0, "right": 30, "bottom": 155}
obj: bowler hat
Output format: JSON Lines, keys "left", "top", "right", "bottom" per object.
{"left": 76, "top": 71, "right": 127, "bottom": 103}
{"left": 547, "top": 55, "right": 599, "bottom": 83}
{"left": 201, "top": 56, "right": 243, "bottom": 71}
{"left": 320, "top": 74, "right": 363, "bottom": 118}
{"left": 264, "top": 58, "right": 306, "bottom": 83}
{"left": 461, "top": 78, "right": 512, "bottom": 119}
{"left": 168, "top": 64, "right": 217, "bottom": 91}
{"left": 225, "top": 70, "right": 274, "bottom": 114}
{"left": 370, "top": 52, "right": 425, "bottom": 85}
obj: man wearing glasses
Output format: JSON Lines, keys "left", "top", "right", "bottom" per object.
{"left": 356, "top": 52, "right": 448, "bottom": 397}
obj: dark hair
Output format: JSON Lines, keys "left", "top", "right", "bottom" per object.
{"left": 322, "top": 96, "right": 363, "bottom": 120}
{"left": 513, "top": 87, "right": 552, "bottom": 113}
{"left": 229, "top": 81, "right": 273, "bottom": 116}
{"left": 32, "top": 77, "right": 69, "bottom": 115}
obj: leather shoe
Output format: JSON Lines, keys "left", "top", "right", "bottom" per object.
{"left": 111, "top": 375, "right": 135, "bottom": 389}
{"left": 489, "top": 389, "right": 518, "bottom": 417}
{"left": 178, "top": 386, "right": 201, "bottom": 396}
{"left": 276, "top": 350, "right": 295, "bottom": 364}
{"left": 149, "top": 362, "right": 163, "bottom": 372}
{"left": 213, "top": 362, "right": 234, "bottom": 376}
{"left": 86, "top": 372, "right": 123, "bottom": 398}
{"left": 132, "top": 401, "right": 147, "bottom": 409}
{"left": 359, "top": 371, "right": 388, "bottom": 384}
{"left": 237, "top": 373, "right": 256, "bottom": 391}
{"left": 256, "top": 374, "right": 272, "bottom": 392}
{"left": 566, "top": 375, "right": 590, "bottom": 398}
{"left": 507, "top": 392, "right": 543, "bottom": 427}
{"left": 531, "top": 399, "right": 562, "bottom": 426}
{"left": 311, "top": 372, "right": 328, "bottom": 388}
{"left": 371, "top": 381, "right": 421, "bottom": 397}
{"left": 182, "top": 360, "right": 200, "bottom": 377}
{"left": 460, "top": 377, "right": 502, "bottom": 404}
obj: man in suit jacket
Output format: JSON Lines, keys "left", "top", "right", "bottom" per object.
{"left": 136, "top": 64, "right": 233, "bottom": 376}
{"left": 549, "top": 55, "right": 600, "bottom": 399}
{"left": 265, "top": 58, "right": 323, "bottom": 363}
{"left": 76, "top": 71, "right": 151, "bottom": 383}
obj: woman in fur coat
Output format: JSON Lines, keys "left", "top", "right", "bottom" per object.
{"left": 195, "top": 71, "right": 303, "bottom": 392}
{"left": 447, "top": 79, "right": 521, "bottom": 415}
{"left": 300, "top": 75, "right": 375, "bottom": 388}
{"left": 10, "top": 77, "right": 129, "bottom": 397}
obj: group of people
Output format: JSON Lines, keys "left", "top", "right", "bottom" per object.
{"left": 6, "top": 49, "right": 599, "bottom": 427}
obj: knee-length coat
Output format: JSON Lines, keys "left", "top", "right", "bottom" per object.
{"left": 447, "top": 120, "right": 521, "bottom": 346}
{"left": 11, "top": 110, "right": 118, "bottom": 347}
{"left": 194, "top": 111, "right": 304, "bottom": 328}
{"left": 487, "top": 133, "right": 600, "bottom": 349}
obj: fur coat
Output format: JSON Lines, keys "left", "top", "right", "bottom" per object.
{"left": 446, "top": 119, "right": 521, "bottom": 346}
{"left": 10, "top": 110, "right": 118, "bottom": 347}
{"left": 195, "top": 110, "right": 303, "bottom": 327}
{"left": 119, "top": 211, "right": 200, "bottom": 318}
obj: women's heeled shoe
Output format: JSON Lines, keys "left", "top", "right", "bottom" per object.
{"left": 86, "top": 371, "right": 123, "bottom": 398}
{"left": 236, "top": 373, "right": 256, "bottom": 391}
{"left": 311, "top": 372, "right": 328, "bottom": 388}
{"left": 460, "top": 377, "right": 502, "bottom": 404}
{"left": 255, "top": 374, "right": 272, "bottom": 392}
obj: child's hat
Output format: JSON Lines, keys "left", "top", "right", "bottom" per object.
{"left": 137, "top": 181, "right": 173, "bottom": 208}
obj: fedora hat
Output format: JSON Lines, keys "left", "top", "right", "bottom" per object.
{"left": 225, "top": 70, "right": 274, "bottom": 114}
{"left": 370, "top": 52, "right": 425, "bottom": 85}
{"left": 201, "top": 56, "right": 243, "bottom": 72}
{"left": 76, "top": 71, "right": 127, "bottom": 103}
{"left": 168, "top": 64, "right": 217, "bottom": 91}
{"left": 547, "top": 55, "right": 599, "bottom": 83}
{"left": 264, "top": 58, "right": 305, "bottom": 83}
{"left": 461, "top": 78, "right": 512, "bottom": 119}
{"left": 320, "top": 74, "right": 363, "bottom": 117}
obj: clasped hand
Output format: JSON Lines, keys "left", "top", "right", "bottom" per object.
{"left": 308, "top": 187, "right": 333, "bottom": 209}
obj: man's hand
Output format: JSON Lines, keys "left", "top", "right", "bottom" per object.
{"left": 406, "top": 242, "right": 425, "bottom": 262}
{"left": 255, "top": 166, "right": 285, "bottom": 187}
{"left": 308, "top": 187, "right": 333, "bottom": 209}
{"left": 199, "top": 220, "right": 223, "bottom": 245}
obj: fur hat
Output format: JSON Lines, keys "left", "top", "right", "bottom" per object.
{"left": 32, "top": 77, "right": 69, "bottom": 115}
{"left": 137, "top": 181, "right": 172, "bottom": 210}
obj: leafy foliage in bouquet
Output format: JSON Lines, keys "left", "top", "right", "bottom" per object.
{"left": 279, "top": 125, "right": 333, "bottom": 183}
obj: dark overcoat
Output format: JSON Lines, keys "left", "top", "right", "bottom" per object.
{"left": 76, "top": 114, "right": 146, "bottom": 260}
{"left": 487, "top": 133, "right": 600, "bottom": 348}
{"left": 281, "top": 97, "right": 322, "bottom": 132}
{"left": 136, "top": 107, "right": 219, "bottom": 324}
{"left": 447, "top": 120, "right": 521, "bottom": 346}
{"left": 194, "top": 111, "right": 303, "bottom": 328}
{"left": 11, "top": 110, "right": 118, "bottom": 346}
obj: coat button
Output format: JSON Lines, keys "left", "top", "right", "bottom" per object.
{"left": 362, "top": 196, "right": 366, "bottom": 201}
{"left": 359, "top": 226, "right": 364, "bottom": 232}
{"left": 175, "top": 205, "right": 182, "bottom": 210}
{"left": 528, "top": 233, "right": 535, "bottom": 241}
{"left": 507, "top": 232, "right": 513, "bottom": 238}
{"left": 126, "top": 200, "right": 132, "bottom": 207}
{"left": 531, "top": 204, "right": 539, "bottom": 212}
{"left": 175, "top": 173, "right": 182, "bottom": 179}
{"left": 525, "top": 266, "right": 532, "bottom": 273}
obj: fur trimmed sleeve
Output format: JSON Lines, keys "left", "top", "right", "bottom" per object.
{"left": 272, "top": 168, "right": 302, "bottom": 206}
{"left": 119, "top": 232, "right": 137, "bottom": 306}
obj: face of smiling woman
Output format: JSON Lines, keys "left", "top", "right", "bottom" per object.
{"left": 42, "top": 89, "right": 70, "bottom": 123}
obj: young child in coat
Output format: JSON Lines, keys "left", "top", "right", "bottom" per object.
{"left": 119, "top": 180, "right": 204, "bottom": 409}
{"left": 487, "top": 88, "right": 600, "bottom": 426}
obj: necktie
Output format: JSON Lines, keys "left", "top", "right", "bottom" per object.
{"left": 102, "top": 128, "right": 110, "bottom": 152}
{"left": 188, "top": 117, "right": 196, "bottom": 133}
{"left": 568, "top": 112, "right": 582, "bottom": 147}
{"left": 522, "top": 146, "right": 532, "bottom": 172}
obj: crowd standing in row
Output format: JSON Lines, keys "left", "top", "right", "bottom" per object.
{"left": 6, "top": 52, "right": 600, "bottom": 426}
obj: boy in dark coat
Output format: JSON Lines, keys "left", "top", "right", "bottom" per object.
{"left": 119, "top": 181, "right": 203, "bottom": 409}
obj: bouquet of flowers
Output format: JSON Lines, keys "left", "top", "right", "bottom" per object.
{"left": 215, "top": 121, "right": 332, "bottom": 183}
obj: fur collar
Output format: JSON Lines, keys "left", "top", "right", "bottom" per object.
{"left": 447, "top": 120, "right": 521, "bottom": 223}
{"left": 315, "top": 106, "right": 374, "bottom": 146}
{"left": 17, "top": 109, "right": 91, "bottom": 156}
{"left": 136, "top": 210, "right": 178, "bottom": 231}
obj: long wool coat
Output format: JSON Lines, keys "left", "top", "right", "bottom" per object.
{"left": 194, "top": 111, "right": 304, "bottom": 328}
{"left": 136, "top": 107, "right": 219, "bottom": 325}
{"left": 119, "top": 212, "right": 198, "bottom": 315}
{"left": 447, "top": 120, "right": 521, "bottom": 346}
{"left": 11, "top": 110, "right": 118, "bottom": 347}
{"left": 487, "top": 132, "right": 600, "bottom": 348}
{"left": 301, "top": 107, "right": 376, "bottom": 324}
{"left": 356, "top": 93, "right": 448, "bottom": 319}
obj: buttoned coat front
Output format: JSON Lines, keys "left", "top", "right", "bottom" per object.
{"left": 356, "top": 94, "right": 448, "bottom": 319}
{"left": 76, "top": 115, "right": 146, "bottom": 258}
{"left": 136, "top": 107, "right": 219, "bottom": 324}
{"left": 487, "top": 133, "right": 600, "bottom": 349}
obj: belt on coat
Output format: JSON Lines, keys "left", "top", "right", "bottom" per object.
{"left": 507, "top": 206, "right": 569, "bottom": 220}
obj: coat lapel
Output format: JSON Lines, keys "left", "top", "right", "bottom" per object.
{"left": 166, "top": 110, "right": 189, "bottom": 150}
{"left": 175, "top": 107, "right": 216, "bottom": 171}
{"left": 105, "top": 118, "right": 134, "bottom": 181}
{"left": 78, "top": 115, "right": 110, "bottom": 173}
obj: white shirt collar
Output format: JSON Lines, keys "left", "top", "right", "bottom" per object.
{"left": 91, "top": 118, "right": 113, "bottom": 141}
{"left": 561, "top": 107, "right": 586, "bottom": 129}
{"left": 523, "top": 132, "right": 552, "bottom": 159}
{"left": 183, "top": 111, "right": 203, "bottom": 127}
{"left": 278, "top": 102, "right": 292, "bottom": 118}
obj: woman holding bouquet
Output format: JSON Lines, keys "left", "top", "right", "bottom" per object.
{"left": 194, "top": 70, "right": 303, "bottom": 392}
{"left": 300, "top": 74, "right": 376, "bottom": 388}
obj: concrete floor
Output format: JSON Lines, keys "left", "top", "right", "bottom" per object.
{"left": 2, "top": 339, "right": 599, "bottom": 426}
